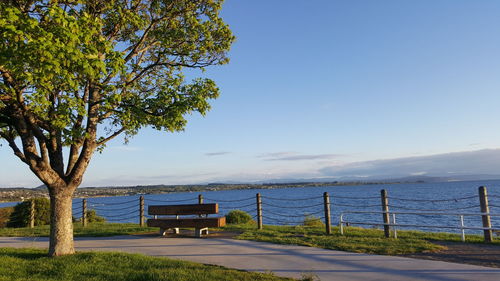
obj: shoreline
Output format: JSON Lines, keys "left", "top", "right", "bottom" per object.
{"left": 0, "top": 180, "right": 402, "bottom": 203}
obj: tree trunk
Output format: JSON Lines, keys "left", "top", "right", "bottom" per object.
{"left": 48, "top": 189, "right": 75, "bottom": 256}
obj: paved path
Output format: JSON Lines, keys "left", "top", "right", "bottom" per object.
{"left": 1, "top": 235, "right": 500, "bottom": 281}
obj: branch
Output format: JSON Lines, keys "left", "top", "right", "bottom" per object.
{"left": 124, "top": 56, "right": 161, "bottom": 86}
{"left": 125, "top": 59, "right": 212, "bottom": 87}
{"left": 5, "top": 93, "right": 66, "bottom": 186}
{"left": 22, "top": 111, "right": 50, "bottom": 166}
{"left": 66, "top": 86, "right": 100, "bottom": 185}
{"left": 0, "top": 131, "right": 27, "bottom": 164}
{"left": 98, "top": 110, "right": 115, "bottom": 122}
{"left": 66, "top": 86, "right": 88, "bottom": 175}
{"left": 45, "top": 93, "right": 65, "bottom": 176}
{"left": 123, "top": 20, "right": 157, "bottom": 64}
{"left": 97, "top": 127, "right": 125, "bottom": 146}
{"left": 5, "top": 95, "right": 49, "bottom": 167}
{"left": 121, "top": 102, "right": 172, "bottom": 117}
{"left": 66, "top": 137, "right": 95, "bottom": 186}
{"left": 0, "top": 94, "right": 11, "bottom": 102}
{"left": 105, "top": 0, "right": 142, "bottom": 41}
{"left": 66, "top": 117, "right": 85, "bottom": 175}
{"left": 0, "top": 66, "right": 20, "bottom": 92}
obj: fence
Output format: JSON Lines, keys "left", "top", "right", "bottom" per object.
{"left": 7, "top": 185, "right": 498, "bottom": 242}
{"left": 338, "top": 186, "right": 499, "bottom": 242}
{"left": 339, "top": 210, "right": 500, "bottom": 242}
{"left": 69, "top": 192, "right": 333, "bottom": 233}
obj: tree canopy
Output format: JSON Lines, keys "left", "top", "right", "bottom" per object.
{"left": 0, "top": 0, "right": 234, "bottom": 188}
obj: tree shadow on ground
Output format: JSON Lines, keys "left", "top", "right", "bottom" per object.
{"left": 0, "top": 248, "right": 47, "bottom": 260}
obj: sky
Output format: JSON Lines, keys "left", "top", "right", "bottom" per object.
{"left": 2, "top": 0, "right": 500, "bottom": 187}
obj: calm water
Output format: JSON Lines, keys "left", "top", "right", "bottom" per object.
{"left": 2, "top": 180, "right": 500, "bottom": 234}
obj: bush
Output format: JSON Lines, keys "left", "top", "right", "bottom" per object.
{"left": 226, "top": 210, "right": 253, "bottom": 224}
{"left": 302, "top": 215, "right": 325, "bottom": 227}
{"left": 86, "top": 209, "right": 106, "bottom": 223}
{"left": 0, "top": 207, "right": 14, "bottom": 228}
{"left": 73, "top": 209, "right": 106, "bottom": 223}
{"left": 7, "top": 198, "right": 50, "bottom": 228}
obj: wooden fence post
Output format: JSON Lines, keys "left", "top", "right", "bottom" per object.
{"left": 256, "top": 193, "right": 263, "bottom": 230}
{"left": 380, "top": 189, "right": 390, "bottom": 238}
{"left": 323, "top": 192, "right": 332, "bottom": 234}
{"left": 139, "top": 196, "right": 145, "bottom": 227}
{"left": 197, "top": 194, "right": 204, "bottom": 218}
{"left": 82, "top": 199, "right": 87, "bottom": 227}
{"left": 29, "top": 200, "right": 35, "bottom": 228}
{"left": 479, "top": 186, "right": 493, "bottom": 242}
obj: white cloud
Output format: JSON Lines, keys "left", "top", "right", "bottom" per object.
{"left": 319, "top": 149, "right": 500, "bottom": 178}
{"left": 205, "top": 151, "right": 231, "bottom": 156}
{"left": 258, "top": 152, "right": 343, "bottom": 161}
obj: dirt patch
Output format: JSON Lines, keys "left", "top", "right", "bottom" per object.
{"left": 400, "top": 240, "right": 500, "bottom": 268}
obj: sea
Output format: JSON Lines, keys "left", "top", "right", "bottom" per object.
{"left": 2, "top": 180, "right": 500, "bottom": 234}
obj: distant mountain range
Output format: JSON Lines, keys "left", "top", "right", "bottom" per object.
{"left": 3, "top": 173, "right": 500, "bottom": 202}
{"left": 3, "top": 174, "right": 500, "bottom": 190}
{"left": 244, "top": 174, "right": 500, "bottom": 185}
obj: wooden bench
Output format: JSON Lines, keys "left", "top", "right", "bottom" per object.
{"left": 146, "top": 203, "right": 226, "bottom": 237}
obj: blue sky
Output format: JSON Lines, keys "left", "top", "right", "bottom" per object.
{"left": 2, "top": 0, "right": 500, "bottom": 187}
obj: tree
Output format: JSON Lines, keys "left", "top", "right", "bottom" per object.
{"left": 0, "top": 0, "right": 234, "bottom": 256}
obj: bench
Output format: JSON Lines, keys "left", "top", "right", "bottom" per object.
{"left": 146, "top": 203, "right": 226, "bottom": 237}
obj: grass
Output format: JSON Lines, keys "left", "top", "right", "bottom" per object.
{"left": 0, "top": 223, "right": 157, "bottom": 237}
{"left": 0, "top": 248, "right": 291, "bottom": 281}
{"left": 2, "top": 221, "right": 499, "bottom": 256}
{"left": 223, "top": 224, "right": 500, "bottom": 255}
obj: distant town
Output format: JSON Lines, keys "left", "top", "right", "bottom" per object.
{"left": 0, "top": 181, "right": 405, "bottom": 202}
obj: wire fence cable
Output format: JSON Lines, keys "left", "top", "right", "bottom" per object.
{"left": 262, "top": 202, "right": 324, "bottom": 209}
{"left": 388, "top": 195, "right": 477, "bottom": 202}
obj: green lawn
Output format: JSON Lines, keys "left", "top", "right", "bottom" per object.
{"left": 0, "top": 248, "right": 291, "bottom": 281}
{"left": 223, "top": 224, "right": 500, "bottom": 255}
{"left": 0, "top": 223, "right": 157, "bottom": 237}
{"left": 1, "top": 222, "right": 498, "bottom": 256}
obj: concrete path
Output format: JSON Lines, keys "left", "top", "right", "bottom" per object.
{"left": 1, "top": 235, "right": 500, "bottom": 281}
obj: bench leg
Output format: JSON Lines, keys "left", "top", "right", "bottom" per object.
{"left": 159, "top": 228, "right": 180, "bottom": 236}
{"left": 195, "top": 227, "right": 209, "bottom": 237}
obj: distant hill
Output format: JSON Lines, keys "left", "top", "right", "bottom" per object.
{"left": 252, "top": 174, "right": 500, "bottom": 185}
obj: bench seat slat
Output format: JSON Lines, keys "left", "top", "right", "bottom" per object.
{"left": 148, "top": 204, "right": 218, "bottom": 215}
{"left": 147, "top": 217, "right": 226, "bottom": 228}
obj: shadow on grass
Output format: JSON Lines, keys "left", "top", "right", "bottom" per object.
{"left": 0, "top": 248, "right": 47, "bottom": 260}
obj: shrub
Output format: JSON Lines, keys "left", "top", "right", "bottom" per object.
{"left": 302, "top": 215, "right": 325, "bottom": 227}
{"left": 86, "top": 209, "right": 106, "bottom": 223}
{"left": 226, "top": 210, "right": 253, "bottom": 224}
{"left": 7, "top": 198, "right": 50, "bottom": 228}
{"left": 73, "top": 209, "right": 106, "bottom": 223}
{"left": 0, "top": 207, "right": 14, "bottom": 228}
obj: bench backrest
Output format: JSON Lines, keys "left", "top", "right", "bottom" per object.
{"left": 148, "top": 203, "right": 219, "bottom": 216}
